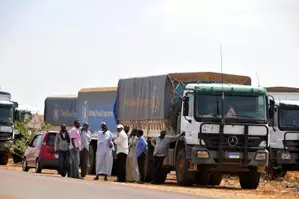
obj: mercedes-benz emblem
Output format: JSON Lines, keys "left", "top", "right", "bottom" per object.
{"left": 228, "top": 136, "right": 238, "bottom": 147}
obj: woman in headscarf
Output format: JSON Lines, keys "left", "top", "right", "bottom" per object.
{"left": 55, "top": 124, "right": 71, "bottom": 177}
{"left": 126, "top": 128, "right": 140, "bottom": 182}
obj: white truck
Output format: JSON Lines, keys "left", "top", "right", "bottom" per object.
{"left": 0, "top": 91, "right": 15, "bottom": 165}
{"left": 115, "top": 72, "right": 269, "bottom": 189}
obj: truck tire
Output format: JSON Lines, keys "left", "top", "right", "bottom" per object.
{"left": 195, "top": 172, "right": 210, "bottom": 186}
{"left": 176, "top": 148, "right": 195, "bottom": 186}
{"left": 239, "top": 168, "right": 260, "bottom": 189}
{"left": 0, "top": 153, "right": 9, "bottom": 165}
{"left": 35, "top": 159, "right": 42, "bottom": 173}
{"left": 208, "top": 174, "right": 223, "bottom": 186}
{"left": 88, "top": 144, "right": 96, "bottom": 174}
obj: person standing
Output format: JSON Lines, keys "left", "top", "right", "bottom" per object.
{"left": 113, "top": 124, "right": 128, "bottom": 182}
{"left": 126, "top": 129, "right": 140, "bottom": 182}
{"left": 94, "top": 122, "right": 113, "bottom": 181}
{"left": 80, "top": 122, "right": 91, "bottom": 179}
{"left": 136, "top": 129, "right": 148, "bottom": 182}
{"left": 69, "top": 120, "right": 81, "bottom": 179}
{"left": 55, "top": 124, "right": 71, "bottom": 177}
{"left": 124, "top": 125, "right": 130, "bottom": 134}
{"left": 151, "top": 130, "right": 183, "bottom": 184}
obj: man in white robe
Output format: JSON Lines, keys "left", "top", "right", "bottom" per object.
{"left": 94, "top": 122, "right": 113, "bottom": 181}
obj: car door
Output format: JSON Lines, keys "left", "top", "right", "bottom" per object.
{"left": 26, "top": 135, "right": 38, "bottom": 166}
{"left": 33, "top": 134, "right": 43, "bottom": 161}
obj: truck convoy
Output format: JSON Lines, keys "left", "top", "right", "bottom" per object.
{"left": 43, "top": 72, "right": 271, "bottom": 189}
{"left": 115, "top": 72, "right": 269, "bottom": 189}
{"left": 266, "top": 87, "right": 299, "bottom": 178}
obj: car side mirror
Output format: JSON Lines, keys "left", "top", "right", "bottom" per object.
{"left": 183, "top": 96, "right": 189, "bottom": 116}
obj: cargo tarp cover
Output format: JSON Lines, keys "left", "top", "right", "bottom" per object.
{"left": 77, "top": 88, "right": 117, "bottom": 133}
{"left": 266, "top": 87, "right": 299, "bottom": 93}
{"left": 116, "top": 72, "right": 251, "bottom": 121}
{"left": 44, "top": 97, "right": 77, "bottom": 126}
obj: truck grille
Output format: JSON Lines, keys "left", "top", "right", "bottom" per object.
{"left": 199, "top": 133, "right": 266, "bottom": 151}
{"left": 0, "top": 132, "right": 12, "bottom": 141}
{"left": 283, "top": 140, "right": 299, "bottom": 152}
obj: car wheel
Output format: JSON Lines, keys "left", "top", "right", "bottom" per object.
{"left": 35, "top": 160, "right": 42, "bottom": 173}
{"left": 22, "top": 158, "right": 29, "bottom": 172}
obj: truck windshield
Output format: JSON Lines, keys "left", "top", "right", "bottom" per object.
{"left": 0, "top": 107, "right": 14, "bottom": 125}
{"left": 195, "top": 94, "right": 267, "bottom": 122}
{"left": 279, "top": 108, "right": 299, "bottom": 130}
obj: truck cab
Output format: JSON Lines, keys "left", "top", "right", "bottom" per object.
{"left": 174, "top": 83, "right": 269, "bottom": 189}
{"left": 0, "top": 100, "right": 15, "bottom": 165}
{"left": 267, "top": 100, "right": 299, "bottom": 178}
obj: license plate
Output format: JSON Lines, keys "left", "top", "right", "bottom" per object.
{"left": 54, "top": 154, "right": 59, "bottom": 158}
{"left": 228, "top": 152, "right": 240, "bottom": 159}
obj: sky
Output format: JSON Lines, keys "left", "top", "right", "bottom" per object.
{"left": 0, "top": 0, "right": 298, "bottom": 113}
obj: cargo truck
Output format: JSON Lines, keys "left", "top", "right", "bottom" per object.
{"left": 115, "top": 72, "right": 269, "bottom": 189}
{"left": 44, "top": 94, "right": 77, "bottom": 131}
{"left": 77, "top": 87, "right": 118, "bottom": 174}
{"left": 0, "top": 91, "right": 15, "bottom": 165}
{"left": 266, "top": 87, "right": 299, "bottom": 178}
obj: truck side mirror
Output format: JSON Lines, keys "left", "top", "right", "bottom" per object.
{"left": 269, "top": 99, "right": 275, "bottom": 120}
{"left": 183, "top": 96, "right": 189, "bottom": 116}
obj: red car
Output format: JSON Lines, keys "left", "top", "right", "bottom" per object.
{"left": 22, "top": 131, "right": 59, "bottom": 173}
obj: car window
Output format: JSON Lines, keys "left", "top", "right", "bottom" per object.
{"left": 46, "top": 133, "right": 56, "bottom": 146}
{"left": 35, "top": 135, "right": 43, "bottom": 146}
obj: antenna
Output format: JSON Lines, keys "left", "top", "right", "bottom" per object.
{"left": 256, "top": 72, "right": 260, "bottom": 87}
{"left": 220, "top": 45, "right": 225, "bottom": 125}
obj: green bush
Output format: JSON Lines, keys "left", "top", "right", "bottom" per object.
{"left": 6, "top": 121, "right": 52, "bottom": 159}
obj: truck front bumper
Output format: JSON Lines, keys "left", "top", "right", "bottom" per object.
{"left": 190, "top": 146, "right": 268, "bottom": 172}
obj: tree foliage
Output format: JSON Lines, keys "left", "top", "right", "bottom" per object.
{"left": 6, "top": 121, "right": 52, "bottom": 159}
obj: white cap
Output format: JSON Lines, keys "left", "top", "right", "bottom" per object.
{"left": 117, "top": 124, "right": 124, "bottom": 129}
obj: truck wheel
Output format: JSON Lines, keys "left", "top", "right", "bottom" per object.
{"left": 0, "top": 153, "right": 9, "bottom": 165}
{"left": 208, "top": 174, "right": 223, "bottom": 186}
{"left": 239, "top": 168, "right": 260, "bottom": 189}
{"left": 35, "top": 160, "right": 42, "bottom": 173}
{"left": 22, "top": 158, "right": 29, "bottom": 172}
{"left": 176, "top": 148, "right": 195, "bottom": 186}
{"left": 87, "top": 144, "right": 96, "bottom": 174}
{"left": 195, "top": 172, "right": 210, "bottom": 186}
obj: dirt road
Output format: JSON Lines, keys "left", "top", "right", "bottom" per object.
{"left": 1, "top": 162, "right": 299, "bottom": 199}
{"left": 0, "top": 169, "right": 213, "bottom": 199}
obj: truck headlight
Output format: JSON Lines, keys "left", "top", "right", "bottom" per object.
{"left": 0, "top": 126, "right": 13, "bottom": 133}
{"left": 197, "top": 151, "right": 209, "bottom": 159}
{"left": 281, "top": 152, "right": 291, "bottom": 160}
{"left": 255, "top": 152, "right": 267, "bottom": 161}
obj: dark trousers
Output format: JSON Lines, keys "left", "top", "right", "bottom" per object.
{"left": 153, "top": 156, "right": 165, "bottom": 183}
{"left": 117, "top": 153, "right": 127, "bottom": 182}
{"left": 70, "top": 148, "right": 80, "bottom": 178}
{"left": 58, "top": 150, "right": 70, "bottom": 177}
{"left": 80, "top": 148, "right": 89, "bottom": 177}
{"left": 137, "top": 152, "right": 146, "bottom": 182}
